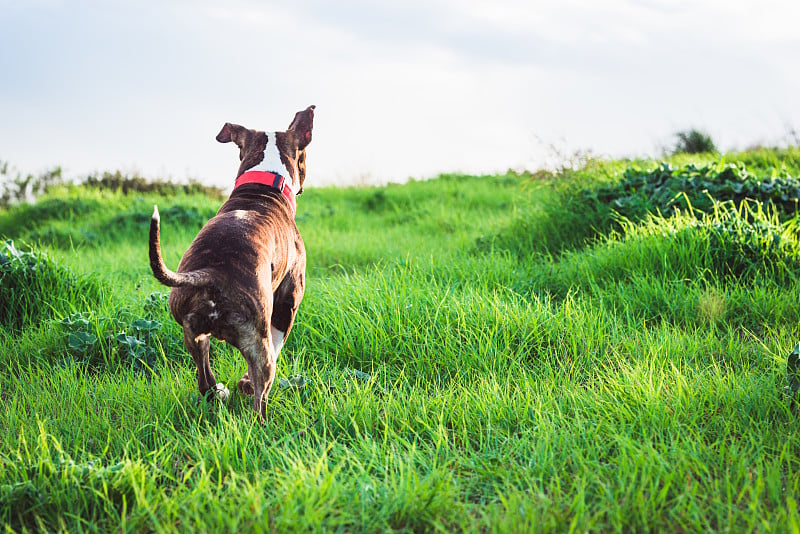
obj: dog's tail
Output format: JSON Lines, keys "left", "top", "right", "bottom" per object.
{"left": 149, "top": 205, "right": 213, "bottom": 287}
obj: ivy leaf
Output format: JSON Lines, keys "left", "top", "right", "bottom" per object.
{"left": 116, "top": 334, "right": 147, "bottom": 358}
{"left": 343, "top": 368, "right": 372, "bottom": 382}
{"left": 279, "top": 375, "right": 312, "bottom": 391}
{"left": 68, "top": 331, "right": 97, "bottom": 353}
{"left": 60, "top": 313, "right": 91, "bottom": 330}
{"left": 129, "top": 319, "right": 161, "bottom": 332}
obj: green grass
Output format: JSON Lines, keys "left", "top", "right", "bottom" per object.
{"left": 2, "top": 146, "right": 800, "bottom": 531}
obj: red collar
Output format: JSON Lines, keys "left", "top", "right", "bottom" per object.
{"left": 234, "top": 170, "right": 296, "bottom": 216}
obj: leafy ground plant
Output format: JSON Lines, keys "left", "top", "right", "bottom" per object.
{"left": 588, "top": 161, "right": 800, "bottom": 221}
{"left": 60, "top": 311, "right": 165, "bottom": 371}
{"left": 0, "top": 240, "right": 103, "bottom": 330}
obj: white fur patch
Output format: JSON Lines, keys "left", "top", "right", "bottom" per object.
{"left": 213, "top": 382, "right": 230, "bottom": 402}
{"left": 249, "top": 132, "right": 295, "bottom": 193}
{"left": 271, "top": 326, "right": 285, "bottom": 358}
{"left": 232, "top": 210, "right": 250, "bottom": 220}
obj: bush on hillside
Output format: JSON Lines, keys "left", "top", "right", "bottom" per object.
{"left": 673, "top": 129, "right": 717, "bottom": 155}
{"left": 618, "top": 200, "right": 799, "bottom": 284}
{"left": 0, "top": 240, "right": 103, "bottom": 330}
{"left": 526, "top": 199, "right": 800, "bottom": 311}
{"left": 1, "top": 160, "right": 224, "bottom": 210}
{"left": 0, "top": 161, "right": 63, "bottom": 209}
{"left": 83, "top": 171, "right": 223, "bottom": 198}
{"left": 688, "top": 201, "right": 800, "bottom": 281}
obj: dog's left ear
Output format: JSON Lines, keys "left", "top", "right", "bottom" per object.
{"left": 217, "top": 122, "right": 250, "bottom": 148}
{"left": 287, "top": 105, "right": 315, "bottom": 150}
{"left": 216, "top": 122, "right": 250, "bottom": 146}
{"left": 216, "top": 123, "right": 234, "bottom": 143}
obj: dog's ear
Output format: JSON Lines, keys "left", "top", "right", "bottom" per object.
{"left": 216, "top": 123, "right": 234, "bottom": 143}
{"left": 216, "top": 123, "right": 249, "bottom": 146}
{"left": 287, "top": 105, "right": 315, "bottom": 150}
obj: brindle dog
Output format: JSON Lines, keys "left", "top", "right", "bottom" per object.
{"left": 149, "top": 106, "right": 315, "bottom": 420}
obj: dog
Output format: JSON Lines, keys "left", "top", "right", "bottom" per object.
{"left": 149, "top": 105, "right": 315, "bottom": 420}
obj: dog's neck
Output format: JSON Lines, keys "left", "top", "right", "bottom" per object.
{"left": 246, "top": 132, "right": 295, "bottom": 194}
{"left": 234, "top": 171, "right": 297, "bottom": 217}
{"left": 233, "top": 132, "right": 298, "bottom": 217}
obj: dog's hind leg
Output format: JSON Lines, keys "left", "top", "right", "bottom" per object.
{"left": 239, "top": 334, "right": 276, "bottom": 420}
{"left": 268, "top": 268, "right": 304, "bottom": 359}
{"left": 270, "top": 326, "right": 285, "bottom": 357}
{"left": 183, "top": 328, "right": 222, "bottom": 399}
{"left": 237, "top": 327, "right": 284, "bottom": 398}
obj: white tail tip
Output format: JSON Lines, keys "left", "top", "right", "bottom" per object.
{"left": 152, "top": 205, "right": 160, "bottom": 220}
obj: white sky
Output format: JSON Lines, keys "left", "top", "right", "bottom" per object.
{"left": 1, "top": 0, "right": 798, "bottom": 188}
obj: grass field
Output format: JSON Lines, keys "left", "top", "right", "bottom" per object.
{"left": 3, "top": 147, "right": 800, "bottom": 531}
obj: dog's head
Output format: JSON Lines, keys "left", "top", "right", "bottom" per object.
{"left": 215, "top": 105, "right": 315, "bottom": 194}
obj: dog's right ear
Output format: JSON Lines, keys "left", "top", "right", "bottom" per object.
{"left": 287, "top": 105, "right": 315, "bottom": 150}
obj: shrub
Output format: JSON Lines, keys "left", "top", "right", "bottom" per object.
{"left": 586, "top": 199, "right": 800, "bottom": 287}
{"left": 0, "top": 241, "right": 103, "bottom": 330}
{"left": 695, "top": 201, "right": 800, "bottom": 281}
{"left": 0, "top": 161, "right": 63, "bottom": 209}
{"left": 673, "top": 129, "right": 717, "bottom": 155}
{"left": 82, "top": 171, "right": 224, "bottom": 198}
{"left": 520, "top": 198, "right": 800, "bottom": 326}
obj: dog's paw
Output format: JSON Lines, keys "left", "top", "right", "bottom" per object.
{"left": 237, "top": 375, "right": 254, "bottom": 396}
{"left": 210, "top": 382, "right": 230, "bottom": 402}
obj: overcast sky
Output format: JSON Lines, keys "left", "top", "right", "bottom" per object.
{"left": 1, "top": 0, "right": 798, "bottom": 188}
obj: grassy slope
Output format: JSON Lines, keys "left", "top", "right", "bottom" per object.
{"left": 2, "top": 147, "right": 800, "bottom": 531}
